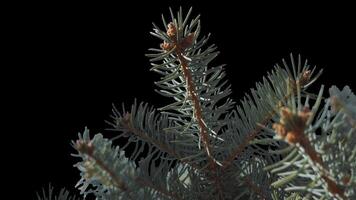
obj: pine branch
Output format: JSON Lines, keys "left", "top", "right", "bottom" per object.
{"left": 147, "top": 7, "right": 233, "bottom": 199}
{"left": 262, "top": 83, "right": 356, "bottom": 199}
{"left": 220, "top": 54, "right": 322, "bottom": 171}
{"left": 38, "top": 6, "right": 356, "bottom": 200}
{"left": 169, "top": 15, "right": 225, "bottom": 200}
{"left": 106, "top": 100, "right": 202, "bottom": 171}
{"left": 74, "top": 127, "right": 203, "bottom": 200}
{"left": 174, "top": 34, "right": 215, "bottom": 166}
{"left": 75, "top": 140, "right": 130, "bottom": 193}
{"left": 73, "top": 128, "right": 136, "bottom": 199}
{"left": 147, "top": 8, "right": 234, "bottom": 167}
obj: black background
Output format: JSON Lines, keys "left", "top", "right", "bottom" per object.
{"left": 7, "top": 1, "right": 355, "bottom": 199}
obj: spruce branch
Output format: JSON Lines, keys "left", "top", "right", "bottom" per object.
{"left": 147, "top": 7, "right": 232, "bottom": 199}
{"left": 73, "top": 127, "right": 188, "bottom": 199}
{"left": 168, "top": 13, "right": 225, "bottom": 200}
{"left": 75, "top": 139, "right": 130, "bottom": 193}
{"left": 73, "top": 128, "right": 136, "bottom": 199}
{"left": 147, "top": 8, "right": 234, "bottom": 167}
{"left": 38, "top": 6, "right": 356, "bottom": 200}
{"left": 221, "top": 54, "right": 322, "bottom": 171}
{"left": 272, "top": 96, "right": 346, "bottom": 199}
{"left": 262, "top": 82, "right": 356, "bottom": 199}
{"left": 107, "top": 101, "right": 179, "bottom": 159}
{"left": 106, "top": 100, "right": 202, "bottom": 170}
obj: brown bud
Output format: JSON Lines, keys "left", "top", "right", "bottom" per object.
{"left": 286, "top": 131, "right": 299, "bottom": 144}
{"left": 280, "top": 107, "right": 293, "bottom": 124}
{"left": 160, "top": 41, "right": 174, "bottom": 51}
{"left": 167, "top": 22, "right": 177, "bottom": 38}
{"left": 273, "top": 107, "right": 312, "bottom": 144}
{"left": 273, "top": 123, "right": 287, "bottom": 138}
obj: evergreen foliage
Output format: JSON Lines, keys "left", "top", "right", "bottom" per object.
{"left": 38, "top": 7, "right": 355, "bottom": 200}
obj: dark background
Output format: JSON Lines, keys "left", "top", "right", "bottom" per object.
{"left": 7, "top": 1, "right": 355, "bottom": 199}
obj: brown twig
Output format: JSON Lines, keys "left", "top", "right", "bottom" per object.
{"left": 176, "top": 37, "right": 225, "bottom": 200}
{"left": 301, "top": 138, "right": 345, "bottom": 199}
{"left": 162, "top": 22, "right": 224, "bottom": 199}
